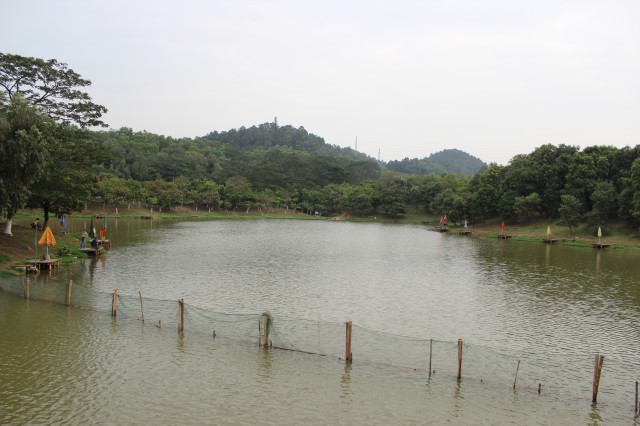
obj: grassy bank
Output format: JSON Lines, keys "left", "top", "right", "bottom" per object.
{"left": 1, "top": 208, "right": 638, "bottom": 275}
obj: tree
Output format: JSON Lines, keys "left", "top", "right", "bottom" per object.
{"left": 590, "top": 181, "right": 617, "bottom": 224}
{"left": 27, "top": 126, "right": 105, "bottom": 228}
{"left": 516, "top": 192, "right": 542, "bottom": 224}
{"left": 0, "top": 95, "right": 52, "bottom": 235}
{"left": 558, "top": 194, "right": 583, "bottom": 235}
{"left": 0, "top": 53, "right": 107, "bottom": 127}
{"left": 222, "top": 176, "right": 254, "bottom": 210}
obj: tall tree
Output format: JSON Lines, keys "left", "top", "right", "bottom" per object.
{"left": 558, "top": 194, "right": 583, "bottom": 235}
{"left": 0, "top": 53, "right": 107, "bottom": 127}
{"left": 0, "top": 95, "right": 52, "bottom": 235}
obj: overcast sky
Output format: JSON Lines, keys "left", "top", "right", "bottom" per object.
{"left": 2, "top": 0, "right": 639, "bottom": 165}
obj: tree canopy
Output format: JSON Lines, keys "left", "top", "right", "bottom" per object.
{"left": 0, "top": 53, "right": 107, "bottom": 127}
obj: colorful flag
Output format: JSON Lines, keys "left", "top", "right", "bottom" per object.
{"left": 501, "top": 221, "right": 505, "bottom": 230}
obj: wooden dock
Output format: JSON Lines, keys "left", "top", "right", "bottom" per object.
{"left": 26, "top": 258, "right": 61, "bottom": 270}
{"left": 499, "top": 234, "right": 512, "bottom": 240}
{"left": 542, "top": 238, "right": 559, "bottom": 244}
{"left": 98, "top": 239, "right": 111, "bottom": 249}
{"left": 459, "top": 230, "right": 472, "bottom": 235}
{"left": 80, "top": 248, "right": 102, "bottom": 257}
{"left": 14, "top": 264, "right": 40, "bottom": 273}
{"left": 592, "top": 243, "right": 610, "bottom": 249}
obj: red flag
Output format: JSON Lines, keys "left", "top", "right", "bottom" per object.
{"left": 501, "top": 221, "right": 505, "bottom": 229}
{"left": 440, "top": 216, "right": 445, "bottom": 225}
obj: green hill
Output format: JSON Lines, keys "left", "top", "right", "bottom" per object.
{"left": 386, "top": 149, "right": 487, "bottom": 176}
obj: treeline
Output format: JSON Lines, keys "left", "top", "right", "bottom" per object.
{"left": 89, "top": 125, "right": 640, "bottom": 231}
{"left": 2, "top": 53, "right": 639, "bottom": 233}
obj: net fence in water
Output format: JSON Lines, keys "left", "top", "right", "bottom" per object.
{"left": 1, "top": 273, "right": 637, "bottom": 409}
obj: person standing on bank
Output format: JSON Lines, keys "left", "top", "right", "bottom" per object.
{"left": 80, "top": 229, "right": 88, "bottom": 248}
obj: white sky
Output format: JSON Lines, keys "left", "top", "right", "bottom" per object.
{"left": 2, "top": 0, "right": 639, "bottom": 165}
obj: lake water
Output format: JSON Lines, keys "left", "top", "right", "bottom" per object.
{"left": 1, "top": 218, "right": 639, "bottom": 424}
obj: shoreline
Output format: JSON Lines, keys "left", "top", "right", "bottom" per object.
{"left": 1, "top": 210, "right": 638, "bottom": 274}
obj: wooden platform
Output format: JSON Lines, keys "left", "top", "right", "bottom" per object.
{"left": 542, "top": 238, "right": 559, "bottom": 244}
{"left": 14, "top": 264, "right": 39, "bottom": 273}
{"left": 498, "top": 234, "right": 512, "bottom": 239}
{"left": 98, "top": 239, "right": 111, "bottom": 249}
{"left": 80, "top": 248, "right": 102, "bottom": 257}
{"left": 26, "top": 258, "right": 61, "bottom": 270}
{"left": 592, "top": 243, "right": 610, "bottom": 249}
{"left": 459, "top": 230, "right": 472, "bottom": 235}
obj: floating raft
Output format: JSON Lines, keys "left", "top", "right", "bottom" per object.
{"left": 592, "top": 243, "right": 610, "bottom": 249}
{"left": 542, "top": 238, "right": 558, "bottom": 244}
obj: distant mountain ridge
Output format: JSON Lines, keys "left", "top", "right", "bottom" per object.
{"left": 386, "top": 149, "right": 487, "bottom": 176}
{"left": 204, "top": 123, "right": 486, "bottom": 176}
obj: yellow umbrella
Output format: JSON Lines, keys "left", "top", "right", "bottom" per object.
{"left": 38, "top": 226, "right": 57, "bottom": 259}
{"left": 546, "top": 226, "right": 551, "bottom": 236}
{"left": 597, "top": 226, "right": 602, "bottom": 244}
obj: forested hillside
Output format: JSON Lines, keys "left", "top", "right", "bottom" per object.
{"left": 387, "top": 149, "right": 486, "bottom": 176}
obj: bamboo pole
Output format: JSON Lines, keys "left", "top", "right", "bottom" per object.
{"left": 25, "top": 277, "right": 30, "bottom": 300}
{"left": 139, "top": 291, "right": 144, "bottom": 324}
{"left": 513, "top": 360, "right": 521, "bottom": 390}
{"left": 428, "top": 338, "right": 433, "bottom": 378}
{"left": 112, "top": 288, "right": 118, "bottom": 318}
{"left": 635, "top": 381, "right": 638, "bottom": 417}
{"left": 178, "top": 298, "right": 184, "bottom": 333}
{"left": 66, "top": 280, "right": 73, "bottom": 306}
{"left": 592, "top": 354, "right": 604, "bottom": 403}
{"left": 457, "top": 338, "right": 463, "bottom": 381}
{"left": 262, "top": 312, "right": 270, "bottom": 347}
{"left": 538, "top": 383, "right": 542, "bottom": 395}
{"left": 345, "top": 321, "right": 353, "bottom": 363}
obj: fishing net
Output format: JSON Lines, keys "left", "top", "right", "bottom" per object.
{"left": 0, "top": 274, "right": 637, "bottom": 408}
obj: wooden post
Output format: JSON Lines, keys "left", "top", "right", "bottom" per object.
{"left": 65, "top": 280, "right": 73, "bottom": 306}
{"left": 513, "top": 360, "right": 521, "bottom": 390}
{"left": 139, "top": 291, "right": 145, "bottom": 323}
{"left": 592, "top": 354, "right": 604, "bottom": 403}
{"left": 25, "top": 277, "right": 30, "bottom": 300}
{"left": 635, "top": 381, "right": 638, "bottom": 417}
{"left": 262, "top": 312, "right": 270, "bottom": 347}
{"left": 345, "top": 321, "right": 353, "bottom": 363}
{"left": 538, "top": 383, "right": 542, "bottom": 395}
{"left": 428, "top": 338, "right": 433, "bottom": 378}
{"left": 178, "top": 298, "right": 184, "bottom": 333}
{"left": 112, "top": 288, "right": 118, "bottom": 318}
{"left": 457, "top": 338, "right": 463, "bottom": 381}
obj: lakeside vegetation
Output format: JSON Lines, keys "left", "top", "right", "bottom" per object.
{"left": 2, "top": 52, "right": 640, "bottom": 271}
